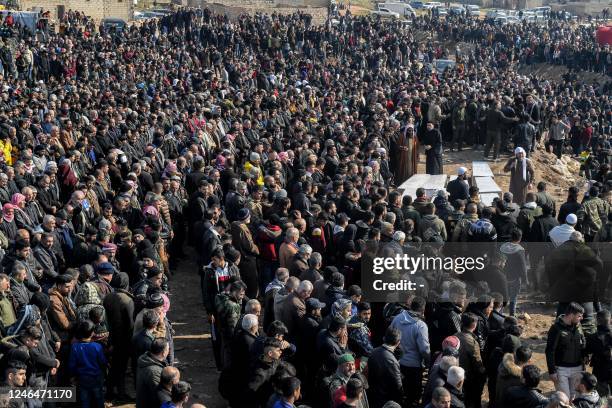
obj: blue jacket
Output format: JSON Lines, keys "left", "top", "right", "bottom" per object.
{"left": 391, "top": 310, "right": 430, "bottom": 368}
{"left": 68, "top": 340, "right": 107, "bottom": 379}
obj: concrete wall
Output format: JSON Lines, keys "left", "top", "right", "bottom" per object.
{"left": 20, "top": 0, "right": 133, "bottom": 21}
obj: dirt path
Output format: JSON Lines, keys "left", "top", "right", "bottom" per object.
{"left": 167, "top": 251, "right": 225, "bottom": 407}
{"left": 111, "top": 248, "right": 224, "bottom": 408}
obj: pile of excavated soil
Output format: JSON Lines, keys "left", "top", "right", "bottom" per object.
{"left": 417, "top": 146, "right": 585, "bottom": 206}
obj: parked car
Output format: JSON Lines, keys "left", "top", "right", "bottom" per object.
{"left": 532, "top": 6, "right": 551, "bottom": 14}
{"left": 410, "top": 1, "right": 425, "bottom": 9}
{"left": 503, "top": 16, "right": 521, "bottom": 24}
{"left": 485, "top": 9, "right": 506, "bottom": 19}
{"left": 372, "top": 8, "right": 401, "bottom": 18}
{"left": 150, "top": 8, "right": 173, "bottom": 15}
{"left": 464, "top": 4, "right": 480, "bottom": 17}
{"left": 448, "top": 5, "right": 464, "bottom": 15}
{"left": 431, "top": 59, "right": 456, "bottom": 74}
{"left": 434, "top": 6, "right": 448, "bottom": 16}
{"left": 559, "top": 11, "right": 577, "bottom": 21}
{"left": 422, "top": 2, "right": 442, "bottom": 10}
{"left": 101, "top": 18, "right": 126, "bottom": 33}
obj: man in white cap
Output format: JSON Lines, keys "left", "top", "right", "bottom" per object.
{"left": 549, "top": 213, "right": 578, "bottom": 247}
{"left": 446, "top": 167, "right": 470, "bottom": 203}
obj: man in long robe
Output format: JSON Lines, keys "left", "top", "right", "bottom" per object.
{"left": 504, "top": 147, "right": 535, "bottom": 205}
{"left": 391, "top": 123, "right": 418, "bottom": 183}
{"left": 422, "top": 122, "right": 443, "bottom": 175}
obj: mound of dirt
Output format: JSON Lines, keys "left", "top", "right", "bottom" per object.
{"left": 423, "top": 146, "right": 584, "bottom": 206}
{"left": 533, "top": 149, "right": 584, "bottom": 186}
{"left": 491, "top": 149, "right": 585, "bottom": 204}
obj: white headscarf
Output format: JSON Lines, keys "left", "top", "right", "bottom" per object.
{"left": 514, "top": 147, "right": 527, "bottom": 181}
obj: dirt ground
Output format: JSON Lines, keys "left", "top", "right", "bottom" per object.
{"left": 112, "top": 251, "right": 223, "bottom": 408}
{"left": 162, "top": 253, "right": 224, "bottom": 408}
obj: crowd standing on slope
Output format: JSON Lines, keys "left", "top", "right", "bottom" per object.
{"left": 0, "top": 6, "right": 608, "bottom": 408}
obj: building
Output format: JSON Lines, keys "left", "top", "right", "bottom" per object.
{"left": 19, "top": 0, "right": 133, "bottom": 21}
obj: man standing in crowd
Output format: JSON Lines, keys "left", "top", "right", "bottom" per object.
{"left": 391, "top": 296, "right": 430, "bottom": 407}
{"left": 546, "top": 302, "right": 587, "bottom": 399}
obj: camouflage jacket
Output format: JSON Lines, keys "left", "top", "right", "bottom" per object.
{"left": 578, "top": 197, "right": 610, "bottom": 238}
{"left": 214, "top": 292, "right": 241, "bottom": 339}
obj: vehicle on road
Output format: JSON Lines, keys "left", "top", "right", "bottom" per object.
{"left": 410, "top": 0, "right": 424, "bottom": 9}
{"left": 372, "top": 7, "right": 401, "bottom": 18}
{"left": 448, "top": 5, "right": 464, "bottom": 15}
{"left": 433, "top": 5, "right": 448, "bottom": 16}
{"left": 134, "top": 11, "right": 165, "bottom": 20}
{"left": 422, "top": 2, "right": 442, "bottom": 10}
{"left": 431, "top": 58, "right": 456, "bottom": 74}
{"left": 485, "top": 9, "right": 506, "bottom": 20}
{"left": 150, "top": 8, "right": 173, "bottom": 15}
{"left": 495, "top": 15, "right": 520, "bottom": 24}
{"left": 101, "top": 18, "right": 126, "bottom": 32}
{"left": 464, "top": 4, "right": 480, "bottom": 17}
{"left": 378, "top": 2, "right": 416, "bottom": 18}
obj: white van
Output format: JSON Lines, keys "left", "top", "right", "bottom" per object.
{"left": 378, "top": 2, "right": 417, "bottom": 18}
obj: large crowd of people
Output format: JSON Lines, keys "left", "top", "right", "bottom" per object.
{"left": 0, "top": 5, "right": 608, "bottom": 408}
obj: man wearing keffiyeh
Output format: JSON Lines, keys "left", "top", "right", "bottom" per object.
{"left": 504, "top": 147, "right": 535, "bottom": 205}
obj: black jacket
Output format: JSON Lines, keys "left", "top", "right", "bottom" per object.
{"left": 200, "top": 227, "right": 222, "bottom": 267}
{"left": 246, "top": 357, "right": 281, "bottom": 407}
{"left": 545, "top": 317, "right": 586, "bottom": 374}
{"left": 545, "top": 241, "right": 603, "bottom": 303}
{"left": 296, "top": 314, "right": 320, "bottom": 366}
{"left": 502, "top": 385, "right": 548, "bottom": 408}
{"left": 103, "top": 289, "right": 135, "bottom": 349}
{"left": 322, "top": 286, "right": 346, "bottom": 316}
{"left": 367, "top": 345, "right": 403, "bottom": 408}
{"left": 429, "top": 302, "right": 462, "bottom": 353}
{"left": 465, "top": 305, "right": 490, "bottom": 352}
{"left": 587, "top": 325, "right": 612, "bottom": 382}
{"left": 446, "top": 178, "right": 470, "bottom": 203}
{"left": 230, "top": 329, "right": 258, "bottom": 385}
{"left": 423, "top": 363, "right": 447, "bottom": 405}
{"left": 132, "top": 329, "right": 154, "bottom": 364}
{"left": 558, "top": 201, "right": 582, "bottom": 224}
{"left": 529, "top": 214, "right": 558, "bottom": 242}
{"left": 491, "top": 213, "right": 517, "bottom": 242}
{"left": 316, "top": 329, "right": 347, "bottom": 375}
